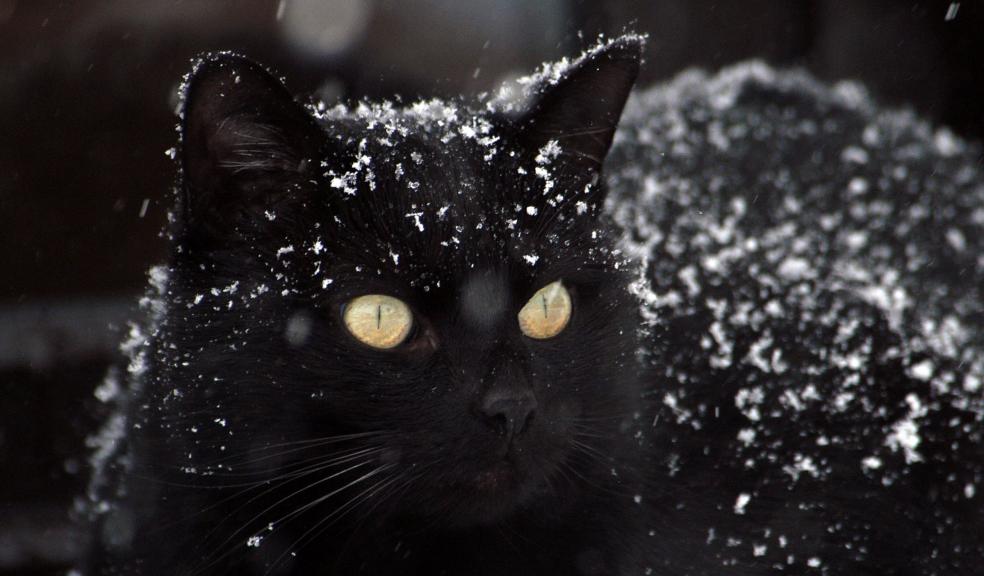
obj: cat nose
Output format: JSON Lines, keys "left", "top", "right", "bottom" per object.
{"left": 480, "top": 388, "right": 537, "bottom": 443}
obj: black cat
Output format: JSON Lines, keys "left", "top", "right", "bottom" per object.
{"left": 82, "top": 36, "right": 984, "bottom": 575}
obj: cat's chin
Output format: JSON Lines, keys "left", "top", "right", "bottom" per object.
{"left": 473, "top": 461, "right": 516, "bottom": 493}
{"left": 431, "top": 459, "right": 554, "bottom": 527}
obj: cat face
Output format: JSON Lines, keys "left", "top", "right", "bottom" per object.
{"left": 164, "top": 40, "right": 642, "bottom": 527}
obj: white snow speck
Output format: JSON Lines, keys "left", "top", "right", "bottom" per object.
{"left": 737, "top": 428, "right": 756, "bottom": 446}
{"left": 945, "top": 3, "right": 960, "bottom": 21}
{"left": 841, "top": 145, "right": 869, "bottom": 164}
{"left": 734, "top": 493, "right": 751, "bottom": 515}
{"left": 525, "top": 206, "right": 538, "bottom": 216}
{"left": 945, "top": 228, "right": 966, "bottom": 252}
{"left": 678, "top": 265, "right": 700, "bottom": 297}
{"left": 777, "top": 257, "right": 812, "bottom": 281}
{"left": 406, "top": 212, "right": 425, "bottom": 231}
{"left": 535, "top": 140, "right": 562, "bottom": 165}
{"left": 909, "top": 359, "right": 934, "bottom": 381}
{"left": 861, "top": 456, "right": 882, "bottom": 471}
{"left": 884, "top": 393, "right": 927, "bottom": 464}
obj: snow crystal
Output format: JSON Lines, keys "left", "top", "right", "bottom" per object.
{"left": 93, "top": 374, "right": 121, "bottom": 403}
{"left": 735, "top": 387, "right": 764, "bottom": 422}
{"left": 782, "top": 454, "right": 819, "bottom": 481}
{"left": 909, "top": 359, "right": 934, "bottom": 381}
{"left": 945, "top": 2, "right": 960, "bottom": 21}
{"left": 535, "top": 140, "right": 562, "bottom": 165}
{"left": 405, "top": 212, "right": 425, "bottom": 231}
{"left": 840, "top": 145, "right": 869, "bottom": 164}
{"left": 861, "top": 456, "right": 883, "bottom": 471}
{"left": 677, "top": 265, "right": 700, "bottom": 297}
{"left": 734, "top": 493, "right": 751, "bottom": 515}
{"left": 965, "top": 373, "right": 982, "bottom": 393}
{"left": 737, "top": 428, "right": 756, "bottom": 446}
{"left": 945, "top": 227, "right": 966, "bottom": 252}
{"left": 847, "top": 177, "right": 868, "bottom": 196}
{"left": 884, "top": 393, "right": 927, "bottom": 464}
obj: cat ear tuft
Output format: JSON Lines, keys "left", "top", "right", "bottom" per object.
{"left": 518, "top": 37, "right": 643, "bottom": 173}
{"left": 180, "top": 52, "right": 322, "bottom": 231}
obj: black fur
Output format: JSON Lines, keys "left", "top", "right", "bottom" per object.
{"left": 82, "top": 37, "right": 984, "bottom": 575}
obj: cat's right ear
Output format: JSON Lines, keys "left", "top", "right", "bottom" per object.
{"left": 180, "top": 53, "right": 323, "bottom": 241}
{"left": 515, "top": 38, "right": 642, "bottom": 177}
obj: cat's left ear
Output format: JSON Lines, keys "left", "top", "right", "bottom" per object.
{"left": 179, "top": 52, "right": 324, "bottom": 241}
{"left": 517, "top": 37, "right": 642, "bottom": 177}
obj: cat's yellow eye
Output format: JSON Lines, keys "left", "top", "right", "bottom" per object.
{"left": 518, "top": 280, "right": 572, "bottom": 340}
{"left": 343, "top": 294, "right": 413, "bottom": 350}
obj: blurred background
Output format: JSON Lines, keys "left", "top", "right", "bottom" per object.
{"left": 0, "top": 0, "right": 981, "bottom": 573}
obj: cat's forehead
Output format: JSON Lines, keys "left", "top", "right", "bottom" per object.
{"left": 316, "top": 104, "right": 521, "bottom": 227}
{"left": 320, "top": 102, "right": 506, "bottom": 194}
{"left": 300, "top": 99, "right": 609, "bottom": 286}
{"left": 317, "top": 99, "right": 504, "bottom": 162}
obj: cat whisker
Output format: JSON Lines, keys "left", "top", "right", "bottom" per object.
{"left": 204, "top": 458, "right": 386, "bottom": 559}
{"left": 262, "top": 462, "right": 397, "bottom": 533}
{"left": 186, "top": 456, "right": 390, "bottom": 575}
{"left": 563, "top": 441, "right": 640, "bottom": 500}
{"left": 146, "top": 453, "right": 377, "bottom": 545}
{"left": 135, "top": 445, "right": 387, "bottom": 490}
{"left": 193, "top": 444, "right": 389, "bottom": 481}
{"left": 571, "top": 426, "right": 614, "bottom": 441}
{"left": 199, "top": 430, "right": 392, "bottom": 468}
{"left": 335, "top": 463, "right": 433, "bottom": 564}
{"left": 263, "top": 466, "right": 402, "bottom": 575}
{"left": 570, "top": 438, "right": 612, "bottom": 463}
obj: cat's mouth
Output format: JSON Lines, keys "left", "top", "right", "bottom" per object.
{"left": 473, "top": 461, "right": 516, "bottom": 493}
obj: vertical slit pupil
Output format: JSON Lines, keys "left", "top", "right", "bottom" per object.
{"left": 542, "top": 295, "right": 549, "bottom": 318}
{"left": 377, "top": 305, "right": 382, "bottom": 329}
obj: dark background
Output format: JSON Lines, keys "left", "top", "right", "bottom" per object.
{"left": 1, "top": 1, "right": 981, "bottom": 573}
